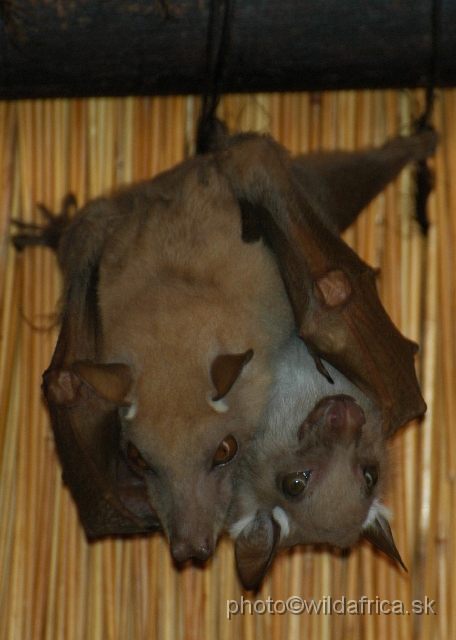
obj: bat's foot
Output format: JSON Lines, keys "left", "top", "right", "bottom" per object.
{"left": 11, "top": 193, "right": 77, "bottom": 252}
{"left": 383, "top": 128, "right": 438, "bottom": 165}
{"left": 196, "top": 115, "right": 229, "bottom": 154}
{"left": 414, "top": 128, "right": 439, "bottom": 160}
{"left": 407, "top": 127, "right": 438, "bottom": 160}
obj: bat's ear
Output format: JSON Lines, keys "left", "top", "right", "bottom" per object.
{"left": 72, "top": 360, "right": 133, "bottom": 406}
{"left": 210, "top": 349, "right": 254, "bottom": 401}
{"left": 234, "top": 511, "right": 280, "bottom": 590}
{"left": 362, "top": 508, "right": 407, "bottom": 571}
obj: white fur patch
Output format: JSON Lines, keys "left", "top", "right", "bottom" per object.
{"left": 272, "top": 506, "right": 290, "bottom": 539}
{"left": 362, "top": 499, "right": 392, "bottom": 530}
{"left": 207, "top": 396, "right": 229, "bottom": 413}
{"left": 124, "top": 403, "right": 137, "bottom": 421}
{"left": 229, "top": 513, "right": 256, "bottom": 539}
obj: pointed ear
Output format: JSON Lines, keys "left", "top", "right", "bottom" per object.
{"left": 363, "top": 513, "right": 407, "bottom": 571}
{"left": 210, "top": 349, "right": 253, "bottom": 401}
{"left": 234, "top": 512, "right": 280, "bottom": 590}
{"left": 72, "top": 360, "right": 133, "bottom": 407}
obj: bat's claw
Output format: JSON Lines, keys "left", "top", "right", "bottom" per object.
{"left": 11, "top": 193, "right": 77, "bottom": 252}
{"left": 408, "top": 126, "right": 439, "bottom": 160}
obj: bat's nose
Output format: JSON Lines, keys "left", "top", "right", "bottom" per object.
{"left": 170, "top": 536, "right": 214, "bottom": 563}
{"left": 323, "top": 395, "right": 365, "bottom": 443}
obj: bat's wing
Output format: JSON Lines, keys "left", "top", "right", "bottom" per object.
{"left": 40, "top": 208, "right": 159, "bottom": 539}
{"left": 43, "top": 372, "right": 159, "bottom": 538}
{"left": 219, "top": 133, "right": 430, "bottom": 436}
{"left": 13, "top": 195, "right": 158, "bottom": 537}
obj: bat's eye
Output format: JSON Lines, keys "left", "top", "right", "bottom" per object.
{"left": 126, "top": 441, "right": 151, "bottom": 471}
{"left": 363, "top": 466, "right": 378, "bottom": 491}
{"left": 282, "top": 471, "right": 310, "bottom": 497}
{"left": 213, "top": 435, "right": 238, "bottom": 467}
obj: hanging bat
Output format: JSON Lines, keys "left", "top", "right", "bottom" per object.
{"left": 20, "top": 165, "right": 296, "bottom": 560}
{"left": 12, "top": 126, "right": 435, "bottom": 561}
{"left": 229, "top": 336, "right": 404, "bottom": 590}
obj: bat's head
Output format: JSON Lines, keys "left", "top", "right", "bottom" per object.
{"left": 71, "top": 341, "right": 278, "bottom": 563}
{"left": 228, "top": 338, "right": 405, "bottom": 590}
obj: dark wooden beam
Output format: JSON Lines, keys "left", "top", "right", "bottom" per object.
{"left": 0, "top": 0, "right": 453, "bottom": 99}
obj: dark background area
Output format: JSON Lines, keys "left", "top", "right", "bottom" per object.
{"left": 0, "top": 0, "right": 454, "bottom": 99}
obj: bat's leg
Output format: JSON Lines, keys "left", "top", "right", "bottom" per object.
{"left": 11, "top": 194, "right": 77, "bottom": 252}
{"left": 292, "top": 129, "right": 437, "bottom": 233}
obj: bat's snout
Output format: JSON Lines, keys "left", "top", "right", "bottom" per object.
{"left": 170, "top": 535, "right": 214, "bottom": 564}
{"left": 322, "top": 395, "right": 365, "bottom": 444}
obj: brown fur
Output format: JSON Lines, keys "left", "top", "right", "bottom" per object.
{"left": 72, "top": 155, "right": 294, "bottom": 560}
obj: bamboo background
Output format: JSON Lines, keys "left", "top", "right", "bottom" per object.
{"left": 0, "top": 89, "right": 454, "bottom": 639}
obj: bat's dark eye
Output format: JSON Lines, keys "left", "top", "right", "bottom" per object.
{"left": 363, "top": 466, "right": 378, "bottom": 491}
{"left": 213, "top": 435, "right": 238, "bottom": 467}
{"left": 282, "top": 471, "right": 310, "bottom": 497}
{"left": 126, "top": 441, "right": 151, "bottom": 471}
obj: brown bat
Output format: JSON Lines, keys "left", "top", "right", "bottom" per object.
{"left": 229, "top": 337, "right": 403, "bottom": 590}
{"left": 13, "top": 127, "right": 435, "bottom": 561}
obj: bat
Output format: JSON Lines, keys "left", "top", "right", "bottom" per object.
{"left": 20, "top": 162, "right": 296, "bottom": 561}
{"left": 12, "top": 125, "right": 435, "bottom": 562}
{"left": 229, "top": 336, "right": 404, "bottom": 590}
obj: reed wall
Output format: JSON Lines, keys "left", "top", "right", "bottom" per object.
{"left": 0, "top": 90, "right": 454, "bottom": 639}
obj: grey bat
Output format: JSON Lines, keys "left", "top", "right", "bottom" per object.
{"left": 229, "top": 336, "right": 404, "bottom": 590}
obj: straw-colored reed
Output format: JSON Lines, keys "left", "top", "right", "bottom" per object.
{"left": 0, "top": 89, "right": 453, "bottom": 639}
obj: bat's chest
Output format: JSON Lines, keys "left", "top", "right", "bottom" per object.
{"left": 98, "top": 209, "right": 294, "bottom": 352}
